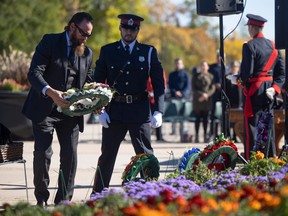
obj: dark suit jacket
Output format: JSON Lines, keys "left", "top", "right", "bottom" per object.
{"left": 22, "top": 32, "right": 94, "bottom": 132}
{"left": 168, "top": 69, "right": 190, "bottom": 98}
{"left": 94, "top": 40, "right": 165, "bottom": 123}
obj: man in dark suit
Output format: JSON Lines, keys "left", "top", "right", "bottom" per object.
{"left": 91, "top": 14, "right": 165, "bottom": 194}
{"left": 22, "top": 12, "right": 94, "bottom": 206}
{"left": 168, "top": 58, "right": 190, "bottom": 136}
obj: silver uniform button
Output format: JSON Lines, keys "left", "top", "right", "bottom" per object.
{"left": 126, "top": 71, "right": 130, "bottom": 74}
{"left": 111, "top": 66, "right": 114, "bottom": 69}
{"left": 127, "top": 61, "right": 131, "bottom": 64}
{"left": 126, "top": 82, "right": 129, "bottom": 85}
{"left": 141, "top": 67, "right": 143, "bottom": 70}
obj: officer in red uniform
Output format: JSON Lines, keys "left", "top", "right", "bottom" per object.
{"left": 229, "top": 14, "right": 285, "bottom": 160}
{"left": 91, "top": 14, "right": 165, "bottom": 194}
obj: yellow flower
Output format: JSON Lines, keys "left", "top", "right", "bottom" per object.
{"left": 138, "top": 205, "right": 172, "bottom": 216}
{"left": 228, "top": 190, "right": 244, "bottom": 200}
{"left": 206, "top": 198, "right": 219, "bottom": 211}
{"left": 249, "top": 199, "right": 262, "bottom": 210}
{"left": 280, "top": 185, "right": 288, "bottom": 196}
{"left": 268, "top": 197, "right": 281, "bottom": 207}
{"left": 271, "top": 157, "right": 286, "bottom": 165}
{"left": 255, "top": 151, "right": 265, "bottom": 159}
{"left": 220, "top": 201, "right": 239, "bottom": 212}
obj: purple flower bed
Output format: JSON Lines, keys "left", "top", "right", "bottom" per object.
{"left": 90, "top": 164, "right": 288, "bottom": 202}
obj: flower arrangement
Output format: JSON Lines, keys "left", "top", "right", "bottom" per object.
{"left": 170, "top": 160, "right": 217, "bottom": 186}
{"left": 57, "top": 83, "right": 115, "bottom": 117}
{"left": 0, "top": 46, "right": 32, "bottom": 91}
{"left": 177, "top": 134, "right": 238, "bottom": 172}
{"left": 3, "top": 166, "right": 288, "bottom": 215}
{"left": 3, "top": 140, "right": 288, "bottom": 215}
{"left": 0, "top": 78, "right": 29, "bottom": 92}
{"left": 122, "top": 153, "right": 160, "bottom": 185}
{"left": 253, "top": 111, "right": 273, "bottom": 156}
{"left": 197, "top": 134, "right": 238, "bottom": 171}
{"left": 177, "top": 147, "right": 200, "bottom": 171}
{"left": 240, "top": 151, "right": 286, "bottom": 176}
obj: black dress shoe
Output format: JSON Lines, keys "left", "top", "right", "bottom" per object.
{"left": 36, "top": 201, "right": 48, "bottom": 208}
{"left": 156, "top": 138, "right": 167, "bottom": 142}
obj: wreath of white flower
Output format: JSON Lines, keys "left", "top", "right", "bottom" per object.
{"left": 57, "top": 83, "right": 114, "bottom": 117}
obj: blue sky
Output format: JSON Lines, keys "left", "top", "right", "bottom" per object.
{"left": 221, "top": 0, "right": 274, "bottom": 40}
{"left": 174, "top": 0, "right": 275, "bottom": 40}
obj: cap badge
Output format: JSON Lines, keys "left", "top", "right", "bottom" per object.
{"left": 128, "top": 19, "right": 134, "bottom": 26}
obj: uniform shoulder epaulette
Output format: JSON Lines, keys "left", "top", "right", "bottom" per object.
{"left": 138, "top": 43, "right": 154, "bottom": 49}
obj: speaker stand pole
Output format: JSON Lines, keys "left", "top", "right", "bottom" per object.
{"left": 219, "top": 14, "right": 228, "bottom": 136}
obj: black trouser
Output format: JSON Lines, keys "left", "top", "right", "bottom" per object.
{"left": 92, "top": 120, "right": 152, "bottom": 193}
{"left": 195, "top": 110, "right": 209, "bottom": 136}
{"left": 210, "top": 90, "right": 221, "bottom": 137}
{"left": 32, "top": 110, "right": 79, "bottom": 204}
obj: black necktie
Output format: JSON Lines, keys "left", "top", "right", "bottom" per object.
{"left": 69, "top": 48, "right": 75, "bottom": 65}
{"left": 125, "top": 45, "right": 130, "bottom": 56}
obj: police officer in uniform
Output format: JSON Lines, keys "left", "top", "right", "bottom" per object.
{"left": 229, "top": 14, "right": 285, "bottom": 160}
{"left": 92, "top": 14, "right": 165, "bottom": 193}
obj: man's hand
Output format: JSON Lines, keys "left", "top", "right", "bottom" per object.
{"left": 266, "top": 87, "right": 276, "bottom": 101}
{"left": 93, "top": 107, "right": 105, "bottom": 115}
{"left": 46, "top": 88, "right": 69, "bottom": 108}
{"left": 150, "top": 111, "right": 162, "bottom": 128}
{"left": 98, "top": 111, "right": 110, "bottom": 128}
{"left": 198, "top": 93, "right": 208, "bottom": 102}
{"left": 175, "top": 91, "right": 183, "bottom": 98}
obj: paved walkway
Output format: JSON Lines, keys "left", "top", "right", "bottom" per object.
{"left": 0, "top": 117, "right": 245, "bottom": 206}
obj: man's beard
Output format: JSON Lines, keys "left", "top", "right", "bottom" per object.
{"left": 71, "top": 32, "right": 86, "bottom": 56}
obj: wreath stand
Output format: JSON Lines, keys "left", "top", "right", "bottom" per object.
{"left": 237, "top": 154, "right": 248, "bottom": 165}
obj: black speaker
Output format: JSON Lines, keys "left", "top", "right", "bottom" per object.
{"left": 275, "top": 0, "right": 288, "bottom": 49}
{"left": 196, "top": 0, "right": 244, "bottom": 16}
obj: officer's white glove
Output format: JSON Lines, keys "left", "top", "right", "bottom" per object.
{"left": 150, "top": 111, "right": 163, "bottom": 128}
{"left": 266, "top": 87, "right": 276, "bottom": 101}
{"left": 226, "top": 74, "right": 238, "bottom": 85}
{"left": 98, "top": 111, "right": 110, "bottom": 128}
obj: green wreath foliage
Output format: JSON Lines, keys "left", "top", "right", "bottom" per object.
{"left": 59, "top": 83, "right": 114, "bottom": 117}
{"left": 177, "top": 134, "right": 238, "bottom": 172}
{"left": 185, "top": 152, "right": 200, "bottom": 171}
{"left": 201, "top": 146, "right": 238, "bottom": 170}
{"left": 122, "top": 154, "right": 160, "bottom": 185}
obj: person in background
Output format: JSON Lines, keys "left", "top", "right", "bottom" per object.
{"left": 92, "top": 14, "right": 165, "bottom": 194}
{"left": 168, "top": 58, "right": 191, "bottom": 135}
{"left": 228, "top": 14, "right": 285, "bottom": 160}
{"left": 147, "top": 72, "right": 167, "bottom": 142}
{"left": 192, "top": 61, "right": 215, "bottom": 143}
{"left": 225, "top": 60, "right": 243, "bottom": 141}
{"left": 22, "top": 12, "right": 95, "bottom": 206}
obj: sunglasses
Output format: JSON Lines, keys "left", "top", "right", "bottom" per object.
{"left": 75, "top": 23, "right": 92, "bottom": 38}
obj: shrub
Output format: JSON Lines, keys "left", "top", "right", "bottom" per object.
{"left": 0, "top": 46, "right": 33, "bottom": 91}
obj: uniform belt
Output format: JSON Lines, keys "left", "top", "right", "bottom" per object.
{"left": 113, "top": 92, "right": 147, "bottom": 104}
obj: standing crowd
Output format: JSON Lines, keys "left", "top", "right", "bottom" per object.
{"left": 22, "top": 11, "right": 285, "bottom": 205}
